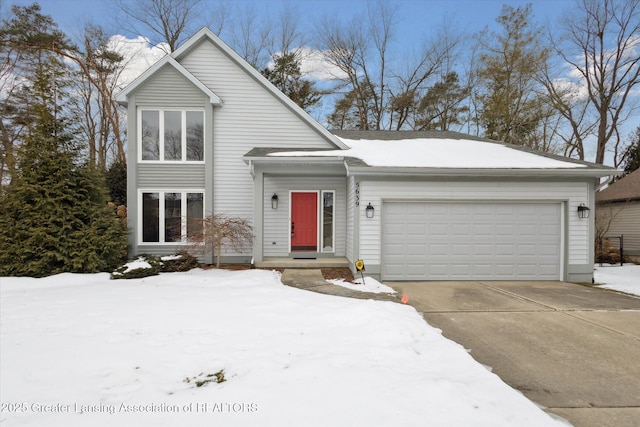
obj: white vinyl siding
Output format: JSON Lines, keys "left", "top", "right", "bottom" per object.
{"left": 135, "top": 65, "right": 208, "bottom": 108}
{"left": 263, "top": 176, "right": 346, "bottom": 257}
{"left": 179, "top": 42, "right": 337, "bottom": 221}
{"left": 137, "top": 164, "right": 205, "bottom": 187}
{"left": 358, "top": 180, "right": 590, "bottom": 268}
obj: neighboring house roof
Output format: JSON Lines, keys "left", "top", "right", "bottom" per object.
{"left": 596, "top": 168, "right": 640, "bottom": 203}
{"left": 115, "top": 56, "right": 222, "bottom": 107}
{"left": 246, "top": 130, "right": 616, "bottom": 177}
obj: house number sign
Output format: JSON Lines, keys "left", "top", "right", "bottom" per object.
{"left": 355, "top": 182, "right": 360, "bottom": 206}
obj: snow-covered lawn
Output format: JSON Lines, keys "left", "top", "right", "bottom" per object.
{"left": 0, "top": 269, "right": 563, "bottom": 426}
{"left": 594, "top": 264, "right": 640, "bottom": 296}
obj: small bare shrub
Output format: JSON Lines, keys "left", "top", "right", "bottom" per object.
{"left": 187, "top": 214, "right": 253, "bottom": 268}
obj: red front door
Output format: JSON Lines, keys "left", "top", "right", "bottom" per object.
{"left": 291, "top": 192, "right": 318, "bottom": 252}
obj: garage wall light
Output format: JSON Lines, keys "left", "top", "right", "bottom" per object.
{"left": 271, "top": 193, "right": 278, "bottom": 209}
{"left": 577, "top": 203, "right": 590, "bottom": 219}
{"left": 365, "top": 203, "right": 375, "bottom": 218}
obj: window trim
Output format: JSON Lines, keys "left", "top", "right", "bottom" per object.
{"left": 138, "top": 108, "right": 205, "bottom": 163}
{"left": 320, "top": 190, "right": 336, "bottom": 253}
{"left": 138, "top": 189, "right": 205, "bottom": 245}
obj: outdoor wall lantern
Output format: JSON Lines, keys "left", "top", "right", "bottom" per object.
{"left": 271, "top": 193, "right": 279, "bottom": 209}
{"left": 365, "top": 203, "right": 375, "bottom": 218}
{"left": 577, "top": 203, "right": 590, "bottom": 219}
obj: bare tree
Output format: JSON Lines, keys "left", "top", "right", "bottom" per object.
{"left": 112, "top": 0, "right": 205, "bottom": 52}
{"left": 553, "top": 0, "right": 640, "bottom": 165}
{"left": 595, "top": 203, "right": 626, "bottom": 263}
{"left": 266, "top": 6, "right": 305, "bottom": 58}
{"left": 366, "top": 0, "right": 397, "bottom": 130}
{"left": 390, "top": 18, "right": 462, "bottom": 130}
{"left": 539, "top": 61, "right": 597, "bottom": 160}
{"left": 317, "top": 13, "right": 371, "bottom": 129}
{"left": 316, "top": 1, "right": 397, "bottom": 130}
{"left": 75, "top": 25, "right": 128, "bottom": 167}
{"left": 188, "top": 214, "right": 253, "bottom": 268}
{"left": 0, "top": 31, "right": 22, "bottom": 188}
{"left": 227, "top": 3, "right": 271, "bottom": 69}
{"left": 461, "top": 44, "right": 483, "bottom": 136}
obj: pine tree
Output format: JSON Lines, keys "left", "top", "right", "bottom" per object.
{"left": 0, "top": 98, "right": 127, "bottom": 276}
{"left": 476, "top": 5, "right": 551, "bottom": 148}
{"left": 623, "top": 127, "right": 640, "bottom": 174}
{"left": 261, "top": 52, "right": 322, "bottom": 112}
{"left": 416, "top": 72, "right": 470, "bottom": 131}
{"left": 0, "top": 9, "right": 127, "bottom": 277}
{"left": 106, "top": 160, "right": 127, "bottom": 206}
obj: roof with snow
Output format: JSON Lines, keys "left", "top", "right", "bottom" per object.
{"left": 596, "top": 168, "right": 640, "bottom": 202}
{"left": 245, "top": 130, "right": 615, "bottom": 177}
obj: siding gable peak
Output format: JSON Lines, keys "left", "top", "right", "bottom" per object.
{"left": 172, "top": 27, "right": 348, "bottom": 151}
{"left": 116, "top": 56, "right": 222, "bottom": 107}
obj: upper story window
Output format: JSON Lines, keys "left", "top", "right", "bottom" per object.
{"left": 140, "top": 109, "right": 204, "bottom": 162}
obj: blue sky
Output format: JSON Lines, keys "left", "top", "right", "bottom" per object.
{"left": 9, "top": 0, "right": 633, "bottom": 164}
{"left": 5, "top": 0, "right": 574, "bottom": 44}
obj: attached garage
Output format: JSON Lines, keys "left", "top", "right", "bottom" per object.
{"left": 382, "top": 201, "right": 562, "bottom": 281}
{"left": 250, "top": 130, "right": 616, "bottom": 283}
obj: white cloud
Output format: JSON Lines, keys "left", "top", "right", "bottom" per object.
{"left": 559, "top": 33, "right": 640, "bottom": 102}
{"left": 298, "top": 47, "right": 350, "bottom": 81}
{"left": 107, "top": 35, "right": 168, "bottom": 89}
{"left": 550, "top": 75, "right": 588, "bottom": 103}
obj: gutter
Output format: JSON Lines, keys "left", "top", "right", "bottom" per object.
{"left": 595, "top": 173, "right": 624, "bottom": 192}
{"left": 242, "top": 156, "right": 346, "bottom": 165}
{"left": 344, "top": 166, "right": 618, "bottom": 179}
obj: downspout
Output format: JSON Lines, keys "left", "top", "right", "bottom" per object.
{"left": 596, "top": 175, "right": 615, "bottom": 192}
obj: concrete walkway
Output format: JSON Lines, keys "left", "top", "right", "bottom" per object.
{"left": 280, "top": 269, "right": 398, "bottom": 302}
{"left": 387, "top": 281, "right": 640, "bottom": 427}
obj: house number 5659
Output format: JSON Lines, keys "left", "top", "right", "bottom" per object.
{"left": 355, "top": 182, "right": 360, "bottom": 206}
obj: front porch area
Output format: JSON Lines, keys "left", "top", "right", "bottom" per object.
{"left": 256, "top": 257, "right": 350, "bottom": 269}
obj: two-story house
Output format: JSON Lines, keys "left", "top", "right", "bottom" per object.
{"left": 117, "top": 28, "right": 615, "bottom": 282}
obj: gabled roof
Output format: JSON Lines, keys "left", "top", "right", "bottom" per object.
{"left": 119, "top": 27, "right": 347, "bottom": 150}
{"left": 115, "top": 56, "right": 222, "bottom": 107}
{"left": 596, "top": 168, "right": 640, "bottom": 202}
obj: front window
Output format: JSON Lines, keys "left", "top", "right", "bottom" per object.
{"left": 141, "top": 111, "right": 160, "bottom": 160}
{"left": 142, "top": 193, "right": 159, "bottom": 242}
{"left": 187, "top": 193, "right": 204, "bottom": 239}
{"left": 164, "top": 192, "right": 182, "bottom": 242}
{"left": 139, "top": 109, "right": 204, "bottom": 162}
{"left": 321, "top": 191, "right": 335, "bottom": 252}
{"left": 140, "top": 190, "right": 204, "bottom": 243}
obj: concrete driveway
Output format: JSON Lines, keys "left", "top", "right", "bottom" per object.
{"left": 386, "top": 281, "right": 640, "bottom": 427}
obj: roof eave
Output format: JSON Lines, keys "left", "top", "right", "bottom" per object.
{"left": 597, "top": 197, "right": 640, "bottom": 203}
{"left": 345, "top": 166, "right": 617, "bottom": 178}
{"left": 243, "top": 155, "right": 346, "bottom": 165}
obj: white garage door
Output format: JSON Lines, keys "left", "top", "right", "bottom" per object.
{"left": 382, "top": 202, "right": 561, "bottom": 280}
